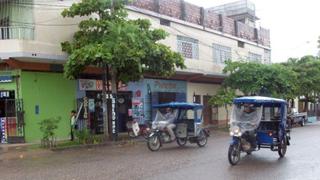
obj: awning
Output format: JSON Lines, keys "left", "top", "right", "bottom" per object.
{"left": 0, "top": 75, "right": 13, "bottom": 83}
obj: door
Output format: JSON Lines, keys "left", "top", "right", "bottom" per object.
{"left": 203, "top": 96, "right": 212, "bottom": 125}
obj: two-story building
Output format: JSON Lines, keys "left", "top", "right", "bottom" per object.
{"left": 0, "top": 0, "right": 271, "bottom": 143}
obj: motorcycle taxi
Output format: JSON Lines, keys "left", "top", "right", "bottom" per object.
{"left": 228, "top": 96, "right": 291, "bottom": 165}
{"left": 147, "top": 102, "right": 209, "bottom": 151}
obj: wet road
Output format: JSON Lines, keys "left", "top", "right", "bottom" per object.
{"left": 1, "top": 122, "right": 320, "bottom": 180}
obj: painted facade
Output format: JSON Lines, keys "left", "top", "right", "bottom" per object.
{"left": 0, "top": 0, "right": 271, "bottom": 142}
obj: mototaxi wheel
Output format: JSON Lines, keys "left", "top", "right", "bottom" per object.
{"left": 228, "top": 144, "right": 241, "bottom": 165}
{"left": 177, "top": 138, "right": 187, "bottom": 147}
{"left": 147, "top": 135, "right": 161, "bottom": 151}
{"left": 278, "top": 137, "right": 287, "bottom": 158}
{"left": 196, "top": 130, "right": 208, "bottom": 147}
{"left": 300, "top": 118, "right": 305, "bottom": 127}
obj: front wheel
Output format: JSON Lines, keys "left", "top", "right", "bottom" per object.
{"left": 177, "top": 138, "right": 187, "bottom": 147}
{"left": 147, "top": 135, "right": 161, "bottom": 151}
{"left": 278, "top": 138, "right": 287, "bottom": 158}
{"left": 196, "top": 130, "right": 208, "bottom": 147}
{"left": 228, "top": 144, "right": 241, "bottom": 165}
{"left": 300, "top": 118, "right": 305, "bottom": 127}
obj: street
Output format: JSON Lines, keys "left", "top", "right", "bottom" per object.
{"left": 1, "top": 122, "right": 320, "bottom": 180}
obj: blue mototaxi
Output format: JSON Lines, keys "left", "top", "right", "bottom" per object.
{"left": 147, "top": 102, "right": 209, "bottom": 151}
{"left": 228, "top": 96, "right": 291, "bottom": 165}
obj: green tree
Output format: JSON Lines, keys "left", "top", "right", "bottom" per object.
{"left": 283, "top": 55, "right": 320, "bottom": 111}
{"left": 209, "top": 88, "right": 236, "bottom": 127}
{"left": 223, "top": 61, "right": 297, "bottom": 99}
{"left": 61, "top": 0, "right": 185, "bottom": 137}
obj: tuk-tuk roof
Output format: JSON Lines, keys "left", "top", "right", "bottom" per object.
{"left": 153, "top": 102, "right": 203, "bottom": 109}
{"left": 233, "top": 96, "right": 287, "bottom": 105}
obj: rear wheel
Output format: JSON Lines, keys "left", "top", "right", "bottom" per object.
{"left": 147, "top": 135, "right": 161, "bottom": 151}
{"left": 278, "top": 138, "right": 287, "bottom": 158}
{"left": 196, "top": 130, "right": 208, "bottom": 147}
{"left": 177, "top": 138, "right": 187, "bottom": 147}
{"left": 228, "top": 144, "right": 241, "bottom": 165}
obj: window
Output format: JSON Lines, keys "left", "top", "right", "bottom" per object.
{"left": 248, "top": 52, "right": 262, "bottom": 62}
{"left": 238, "top": 41, "right": 245, "bottom": 48}
{"left": 177, "top": 35, "right": 199, "bottom": 59}
{"left": 212, "top": 43, "right": 232, "bottom": 64}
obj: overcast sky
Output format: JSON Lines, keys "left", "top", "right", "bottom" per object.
{"left": 185, "top": 0, "right": 320, "bottom": 63}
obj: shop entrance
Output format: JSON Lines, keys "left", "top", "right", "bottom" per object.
{"left": 76, "top": 91, "right": 132, "bottom": 135}
{"left": 0, "top": 90, "right": 24, "bottom": 143}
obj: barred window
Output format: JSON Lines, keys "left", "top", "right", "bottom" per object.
{"left": 212, "top": 44, "right": 232, "bottom": 64}
{"left": 248, "top": 52, "right": 262, "bottom": 62}
{"left": 177, "top": 35, "right": 199, "bottom": 59}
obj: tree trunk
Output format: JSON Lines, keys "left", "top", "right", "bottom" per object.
{"left": 225, "top": 104, "right": 229, "bottom": 128}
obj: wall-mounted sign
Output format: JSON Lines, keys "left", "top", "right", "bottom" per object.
{"left": 0, "top": 91, "right": 10, "bottom": 98}
{"left": 0, "top": 76, "right": 12, "bottom": 83}
{"left": 1, "top": 117, "right": 7, "bottom": 143}
{"left": 79, "top": 79, "right": 128, "bottom": 91}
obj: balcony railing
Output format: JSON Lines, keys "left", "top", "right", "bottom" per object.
{"left": 0, "top": 26, "right": 34, "bottom": 40}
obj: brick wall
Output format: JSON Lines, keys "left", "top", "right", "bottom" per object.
{"left": 237, "top": 22, "right": 255, "bottom": 41}
{"left": 205, "top": 11, "right": 221, "bottom": 31}
{"left": 184, "top": 2, "right": 201, "bottom": 25}
{"left": 159, "top": 0, "right": 182, "bottom": 19}
{"left": 130, "top": 0, "right": 157, "bottom": 12}
{"left": 129, "top": 0, "right": 270, "bottom": 47}
{"left": 222, "top": 16, "right": 235, "bottom": 36}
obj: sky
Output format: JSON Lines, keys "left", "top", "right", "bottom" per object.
{"left": 185, "top": 0, "right": 320, "bottom": 63}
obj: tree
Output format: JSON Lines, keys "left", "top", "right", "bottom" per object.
{"left": 223, "top": 61, "right": 298, "bottom": 100}
{"left": 209, "top": 88, "right": 236, "bottom": 127}
{"left": 61, "top": 0, "right": 185, "bottom": 139}
{"left": 283, "top": 56, "right": 320, "bottom": 111}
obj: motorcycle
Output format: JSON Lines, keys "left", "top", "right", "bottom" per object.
{"left": 147, "top": 102, "right": 209, "bottom": 151}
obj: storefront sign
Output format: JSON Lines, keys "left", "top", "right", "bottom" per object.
{"left": 111, "top": 94, "right": 118, "bottom": 140}
{"left": 145, "top": 79, "right": 187, "bottom": 93}
{"left": 0, "top": 91, "right": 10, "bottom": 98}
{"left": 83, "top": 97, "right": 88, "bottom": 119}
{"left": 1, "top": 117, "right": 7, "bottom": 143}
{"left": 79, "top": 79, "right": 98, "bottom": 91}
{"left": 79, "top": 79, "right": 128, "bottom": 91}
{"left": 0, "top": 76, "right": 12, "bottom": 83}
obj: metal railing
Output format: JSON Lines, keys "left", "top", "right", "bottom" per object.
{"left": 0, "top": 26, "right": 34, "bottom": 40}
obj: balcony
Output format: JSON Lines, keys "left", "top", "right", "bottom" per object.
{"left": 0, "top": 26, "right": 34, "bottom": 40}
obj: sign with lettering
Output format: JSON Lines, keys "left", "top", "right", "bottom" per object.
{"left": 1, "top": 117, "right": 7, "bottom": 143}
{"left": 145, "top": 79, "right": 186, "bottom": 93}
{"left": 111, "top": 94, "right": 118, "bottom": 141}
{"left": 79, "top": 79, "right": 128, "bottom": 91}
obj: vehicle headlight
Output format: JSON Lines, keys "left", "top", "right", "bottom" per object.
{"left": 230, "top": 126, "right": 242, "bottom": 137}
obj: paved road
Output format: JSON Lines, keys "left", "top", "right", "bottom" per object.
{"left": 1, "top": 122, "right": 320, "bottom": 180}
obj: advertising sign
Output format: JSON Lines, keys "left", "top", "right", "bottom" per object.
{"left": 1, "top": 117, "right": 7, "bottom": 143}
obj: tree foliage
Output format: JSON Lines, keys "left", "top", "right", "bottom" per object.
{"left": 223, "top": 61, "right": 298, "bottom": 99}
{"left": 61, "top": 0, "right": 185, "bottom": 82}
{"left": 283, "top": 56, "right": 320, "bottom": 109}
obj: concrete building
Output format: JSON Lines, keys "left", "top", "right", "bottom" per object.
{"left": 0, "top": 0, "right": 270, "bottom": 143}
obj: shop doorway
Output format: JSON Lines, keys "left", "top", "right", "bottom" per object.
{"left": 76, "top": 91, "right": 132, "bottom": 135}
{"left": 0, "top": 90, "right": 25, "bottom": 143}
{"left": 203, "top": 95, "right": 212, "bottom": 125}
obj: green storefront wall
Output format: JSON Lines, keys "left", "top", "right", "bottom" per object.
{"left": 20, "top": 71, "right": 76, "bottom": 142}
